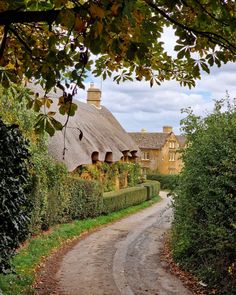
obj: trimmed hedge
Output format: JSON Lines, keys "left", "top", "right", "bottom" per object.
{"left": 67, "top": 177, "right": 104, "bottom": 219}
{"left": 147, "top": 173, "right": 179, "bottom": 191}
{"left": 103, "top": 180, "right": 160, "bottom": 213}
{"left": 103, "top": 186, "right": 147, "bottom": 213}
{"left": 143, "top": 180, "right": 160, "bottom": 200}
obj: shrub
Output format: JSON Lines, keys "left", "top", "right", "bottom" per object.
{"left": 0, "top": 120, "right": 31, "bottom": 273}
{"left": 67, "top": 177, "right": 103, "bottom": 219}
{"left": 103, "top": 186, "right": 147, "bottom": 214}
{"left": 172, "top": 100, "right": 236, "bottom": 294}
{"left": 29, "top": 153, "right": 71, "bottom": 232}
{"left": 142, "top": 180, "right": 160, "bottom": 200}
{"left": 147, "top": 173, "right": 179, "bottom": 191}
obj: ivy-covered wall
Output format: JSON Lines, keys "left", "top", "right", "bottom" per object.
{"left": 75, "top": 161, "right": 142, "bottom": 192}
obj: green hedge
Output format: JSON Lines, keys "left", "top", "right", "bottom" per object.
{"left": 142, "top": 180, "right": 160, "bottom": 200}
{"left": 66, "top": 177, "right": 103, "bottom": 219}
{"left": 147, "top": 173, "right": 179, "bottom": 191}
{"left": 0, "top": 120, "right": 31, "bottom": 273}
{"left": 103, "top": 186, "right": 147, "bottom": 213}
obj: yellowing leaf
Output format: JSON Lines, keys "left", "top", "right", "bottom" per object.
{"left": 74, "top": 16, "right": 86, "bottom": 33}
{"left": 89, "top": 4, "right": 105, "bottom": 19}
{"left": 111, "top": 3, "right": 119, "bottom": 16}
{"left": 95, "top": 21, "right": 103, "bottom": 37}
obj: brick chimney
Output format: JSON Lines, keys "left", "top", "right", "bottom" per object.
{"left": 163, "top": 126, "right": 173, "bottom": 133}
{"left": 87, "top": 82, "right": 101, "bottom": 108}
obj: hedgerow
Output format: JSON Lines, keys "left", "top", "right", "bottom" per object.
{"left": 0, "top": 120, "right": 31, "bottom": 273}
{"left": 172, "top": 99, "right": 236, "bottom": 294}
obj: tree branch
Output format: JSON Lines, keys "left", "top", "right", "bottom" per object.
{"left": 8, "top": 26, "right": 32, "bottom": 54}
{"left": 0, "top": 10, "right": 60, "bottom": 25}
{"left": 0, "top": 25, "right": 9, "bottom": 60}
{"left": 144, "top": 0, "right": 236, "bottom": 53}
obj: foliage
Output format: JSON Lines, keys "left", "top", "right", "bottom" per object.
{"left": 172, "top": 99, "right": 236, "bottom": 294}
{"left": 147, "top": 173, "right": 179, "bottom": 191}
{"left": 66, "top": 177, "right": 103, "bottom": 219}
{"left": 1, "top": 1, "right": 236, "bottom": 134}
{"left": 77, "top": 161, "right": 142, "bottom": 192}
{"left": 0, "top": 195, "right": 161, "bottom": 295}
{"left": 29, "top": 154, "right": 70, "bottom": 232}
{"left": 0, "top": 83, "right": 71, "bottom": 232}
{"left": 143, "top": 180, "right": 160, "bottom": 200}
{"left": 103, "top": 186, "right": 148, "bottom": 214}
{"left": 0, "top": 120, "right": 31, "bottom": 273}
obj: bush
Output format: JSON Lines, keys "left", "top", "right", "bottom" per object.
{"left": 103, "top": 186, "right": 147, "bottom": 214}
{"left": 76, "top": 162, "right": 142, "bottom": 192}
{"left": 172, "top": 100, "right": 236, "bottom": 294}
{"left": 67, "top": 177, "right": 103, "bottom": 219}
{"left": 29, "top": 154, "right": 71, "bottom": 232}
{"left": 147, "top": 173, "right": 179, "bottom": 191}
{"left": 142, "top": 180, "right": 160, "bottom": 200}
{"left": 0, "top": 120, "right": 31, "bottom": 273}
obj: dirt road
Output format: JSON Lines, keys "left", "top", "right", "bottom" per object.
{"left": 54, "top": 192, "right": 192, "bottom": 295}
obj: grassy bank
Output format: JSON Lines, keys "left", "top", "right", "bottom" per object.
{"left": 0, "top": 195, "right": 161, "bottom": 295}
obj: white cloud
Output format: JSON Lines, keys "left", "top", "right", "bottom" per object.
{"left": 75, "top": 35, "right": 236, "bottom": 135}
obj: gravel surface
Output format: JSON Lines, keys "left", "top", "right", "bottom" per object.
{"left": 50, "top": 191, "right": 192, "bottom": 295}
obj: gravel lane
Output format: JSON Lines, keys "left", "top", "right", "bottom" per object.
{"left": 56, "top": 191, "right": 192, "bottom": 295}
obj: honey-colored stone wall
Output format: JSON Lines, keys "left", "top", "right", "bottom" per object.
{"left": 138, "top": 134, "right": 184, "bottom": 175}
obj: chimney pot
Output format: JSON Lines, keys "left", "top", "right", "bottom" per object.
{"left": 163, "top": 126, "right": 173, "bottom": 133}
{"left": 87, "top": 83, "right": 101, "bottom": 108}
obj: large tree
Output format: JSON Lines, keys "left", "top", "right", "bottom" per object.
{"left": 1, "top": 0, "right": 236, "bottom": 133}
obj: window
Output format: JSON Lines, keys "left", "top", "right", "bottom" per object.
{"left": 169, "top": 141, "right": 175, "bottom": 149}
{"left": 169, "top": 151, "right": 175, "bottom": 161}
{"left": 142, "top": 151, "right": 150, "bottom": 160}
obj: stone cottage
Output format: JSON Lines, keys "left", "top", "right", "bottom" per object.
{"left": 129, "top": 126, "right": 186, "bottom": 175}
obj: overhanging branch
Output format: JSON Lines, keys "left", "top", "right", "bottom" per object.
{"left": 0, "top": 25, "right": 9, "bottom": 59}
{"left": 0, "top": 10, "right": 60, "bottom": 25}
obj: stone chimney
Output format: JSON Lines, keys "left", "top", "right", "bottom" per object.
{"left": 87, "top": 82, "right": 101, "bottom": 108}
{"left": 163, "top": 126, "right": 173, "bottom": 133}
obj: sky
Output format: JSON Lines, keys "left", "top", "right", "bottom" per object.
{"left": 75, "top": 28, "right": 236, "bottom": 135}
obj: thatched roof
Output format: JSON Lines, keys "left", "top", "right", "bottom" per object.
{"left": 47, "top": 101, "right": 139, "bottom": 171}
{"left": 129, "top": 132, "right": 186, "bottom": 149}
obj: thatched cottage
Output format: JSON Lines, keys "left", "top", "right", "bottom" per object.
{"left": 47, "top": 84, "right": 140, "bottom": 172}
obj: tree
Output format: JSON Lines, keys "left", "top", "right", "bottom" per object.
{"left": 1, "top": 0, "right": 236, "bottom": 134}
{"left": 172, "top": 99, "right": 236, "bottom": 294}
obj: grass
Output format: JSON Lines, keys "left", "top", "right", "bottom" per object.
{"left": 0, "top": 195, "right": 161, "bottom": 295}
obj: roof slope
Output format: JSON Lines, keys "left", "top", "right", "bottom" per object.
{"left": 129, "top": 132, "right": 186, "bottom": 149}
{"left": 128, "top": 132, "right": 169, "bottom": 149}
{"left": 175, "top": 135, "right": 186, "bottom": 147}
{"left": 47, "top": 100, "right": 140, "bottom": 171}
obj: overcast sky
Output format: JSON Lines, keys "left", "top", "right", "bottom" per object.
{"left": 75, "top": 28, "right": 236, "bottom": 134}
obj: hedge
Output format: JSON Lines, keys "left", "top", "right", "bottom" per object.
{"left": 103, "top": 180, "right": 160, "bottom": 213}
{"left": 143, "top": 180, "right": 160, "bottom": 200}
{"left": 103, "top": 186, "right": 147, "bottom": 213}
{"left": 66, "top": 177, "right": 104, "bottom": 219}
{"left": 147, "top": 173, "right": 179, "bottom": 191}
{"left": 0, "top": 120, "right": 31, "bottom": 273}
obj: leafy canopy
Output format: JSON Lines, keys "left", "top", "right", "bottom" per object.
{"left": 1, "top": 0, "right": 236, "bottom": 134}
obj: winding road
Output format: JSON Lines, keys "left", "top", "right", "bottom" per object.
{"left": 54, "top": 191, "right": 192, "bottom": 295}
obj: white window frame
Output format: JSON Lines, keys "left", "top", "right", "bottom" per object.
{"left": 142, "top": 151, "right": 150, "bottom": 160}
{"left": 169, "top": 151, "right": 175, "bottom": 161}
